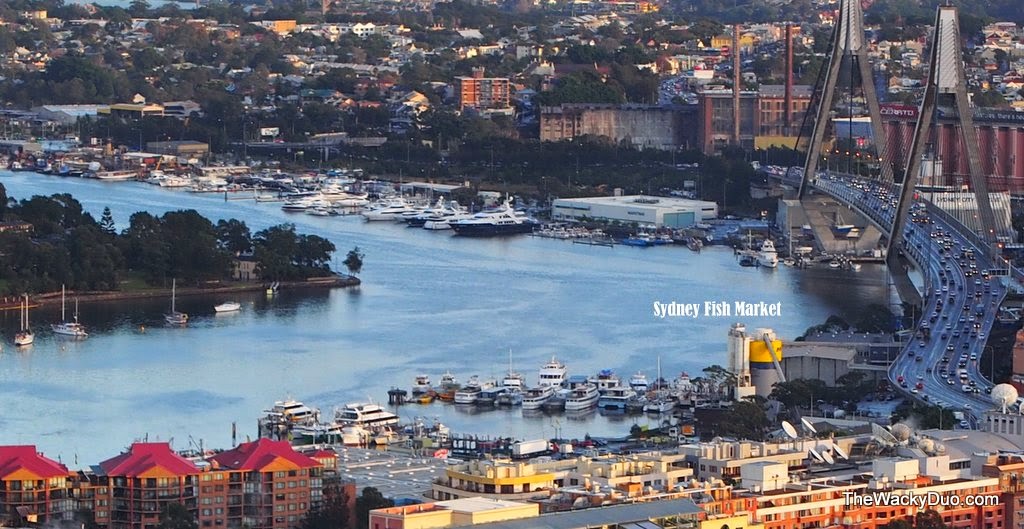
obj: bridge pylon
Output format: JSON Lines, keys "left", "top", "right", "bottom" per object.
{"left": 797, "top": 0, "right": 892, "bottom": 200}
{"left": 888, "top": 5, "right": 998, "bottom": 261}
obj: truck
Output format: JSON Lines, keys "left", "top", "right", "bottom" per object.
{"left": 952, "top": 411, "right": 965, "bottom": 421}
{"left": 511, "top": 439, "right": 551, "bottom": 459}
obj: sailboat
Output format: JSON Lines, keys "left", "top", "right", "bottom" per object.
{"left": 14, "top": 294, "right": 34, "bottom": 346}
{"left": 643, "top": 355, "right": 675, "bottom": 414}
{"left": 164, "top": 279, "right": 188, "bottom": 325}
{"left": 51, "top": 285, "right": 88, "bottom": 338}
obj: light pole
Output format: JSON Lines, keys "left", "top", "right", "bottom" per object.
{"left": 985, "top": 345, "right": 995, "bottom": 382}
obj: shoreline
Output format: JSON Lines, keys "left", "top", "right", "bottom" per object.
{"left": 7, "top": 275, "right": 360, "bottom": 308}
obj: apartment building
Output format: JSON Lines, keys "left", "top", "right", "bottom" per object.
{"left": 0, "top": 445, "right": 74, "bottom": 524}
{"left": 454, "top": 68, "right": 512, "bottom": 115}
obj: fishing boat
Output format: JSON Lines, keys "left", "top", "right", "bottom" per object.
{"left": 164, "top": 279, "right": 188, "bottom": 325}
{"left": 51, "top": 285, "right": 88, "bottom": 338}
{"left": 14, "top": 294, "right": 33, "bottom": 346}
{"left": 214, "top": 301, "right": 241, "bottom": 313}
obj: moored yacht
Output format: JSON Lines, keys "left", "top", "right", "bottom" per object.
{"left": 449, "top": 199, "right": 539, "bottom": 237}
{"left": 412, "top": 375, "right": 432, "bottom": 396}
{"left": 564, "top": 384, "right": 600, "bottom": 411}
{"left": 335, "top": 402, "right": 400, "bottom": 429}
{"left": 757, "top": 239, "right": 779, "bottom": 268}
{"left": 520, "top": 385, "right": 556, "bottom": 410}
{"left": 537, "top": 357, "right": 568, "bottom": 387}
{"left": 588, "top": 369, "right": 622, "bottom": 393}
{"left": 454, "top": 377, "right": 495, "bottom": 404}
{"left": 598, "top": 386, "right": 636, "bottom": 410}
{"left": 14, "top": 294, "right": 33, "bottom": 346}
{"left": 362, "top": 198, "right": 417, "bottom": 221}
{"left": 628, "top": 372, "right": 649, "bottom": 393}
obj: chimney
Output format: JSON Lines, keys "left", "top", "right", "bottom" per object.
{"left": 733, "top": 24, "right": 741, "bottom": 146}
{"left": 472, "top": 67, "right": 486, "bottom": 79}
{"left": 784, "top": 23, "right": 794, "bottom": 136}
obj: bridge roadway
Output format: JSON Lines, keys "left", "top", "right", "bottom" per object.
{"left": 810, "top": 173, "right": 1005, "bottom": 421}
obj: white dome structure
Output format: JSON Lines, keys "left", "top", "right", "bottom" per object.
{"left": 992, "top": 384, "right": 1019, "bottom": 413}
{"left": 918, "top": 438, "right": 935, "bottom": 454}
{"left": 891, "top": 423, "right": 912, "bottom": 442}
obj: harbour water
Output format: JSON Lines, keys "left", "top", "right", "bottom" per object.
{"left": 0, "top": 172, "right": 889, "bottom": 463}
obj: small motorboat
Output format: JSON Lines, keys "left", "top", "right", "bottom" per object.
{"left": 214, "top": 301, "right": 241, "bottom": 313}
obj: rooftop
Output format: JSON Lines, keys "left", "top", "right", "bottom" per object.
{"left": 99, "top": 442, "right": 199, "bottom": 477}
{"left": 447, "top": 498, "right": 702, "bottom": 529}
{"left": 0, "top": 445, "right": 69, "bottom": 480}
{"left": 436, "top": 497, "right": 532, "bottom": 513}
{"left": 209, "top": 438, "right": 320, "bottom": 471}
{"left": 554, "top": 195, "right": 717, "bottom": 210}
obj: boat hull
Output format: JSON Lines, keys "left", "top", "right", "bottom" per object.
{"left": 450, "top": 222, "right": 537, "bottom": 237}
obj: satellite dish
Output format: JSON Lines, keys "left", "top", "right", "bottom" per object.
{"left": 833, "top": 444, "right": 850, "bottom": 460}
{"left": 808, "top": 449, "right": 825, "bottom": 463}
{"left": 821, "top": 451, "right": 835, "bottom": 464}
{"left": 781, "top": 421, "right": 799, "bottom": 439}
{"left": 891, "top": 423, "right": 912, "bottom": 442}
{"left": 801, "top": 417, "right": 817, "bottom": 434}
{"left": 871, "top": 423, "right": 898, "bottom": 445}
{"left": 992, "top": 384, "right": 1019, "bottom": 413}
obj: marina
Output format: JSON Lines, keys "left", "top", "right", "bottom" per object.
{"left": 0, "top": 171, "right": 889, "bottom": 464}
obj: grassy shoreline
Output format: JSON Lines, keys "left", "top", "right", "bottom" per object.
{"left": 6, "top": 275, "right": 360, "bottom": 308}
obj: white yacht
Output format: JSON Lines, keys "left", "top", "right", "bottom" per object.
{"left": 449, "top": 199, "right": 539, "bottom": 237}
{"left": 265, "top": 399, "right": 320, "bottom": 425}
{"left": 423, "top": 211, "right": 474, "bottom": 231}
{"left": 362, "top": 198, "right": 417, "bottom": 221}
{"left": 520, "top": 385, "right": 556, "bottom": 410}
{"left": 588, "top": 369, "right": 622, "bottom": 393}
{"left": 643, "top": 393, "right": 676, "bottom": 414}
{"left": 411, "top": 374, "right": 432, "bottom": 395}
{"left": 757, "top": 240, "right": 779, "bottom": 268}
{"left": 214, "top": 301, "right": 241, "bottom": 313}
{"left": 628, "top": 372, "right": 649, "bottom": 393}
{"left": 501, "top": 349, "right": 526, "bottom": 390}
{"left": 335, "top": 403, "right": 400, "bottom": 429}
{"left": 564, "top": 384, "right": 600, "bottom": 411}
{"left": 51, "top": 285, "right": 88, "bottom": 338}
{"left": 598, "top": 386, "right": 636, "bottom": 410}
{"left": 454, "top": 377, "right": 495, "bottom": 404}
{"left": 537, "top": 357, "right": 568, "bottom": 387}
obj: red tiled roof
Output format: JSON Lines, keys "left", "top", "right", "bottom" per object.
{"left": 99, "top": 443, "right": 199, "bottom": 477}
{"left": 210, "top": 438, "right": 319, "bottom": 471}
{"left": 306, "top": 449, "right": 337, "bottom": 459}
{"left": 0, "top": 445, "right": 69, "bottom": 480}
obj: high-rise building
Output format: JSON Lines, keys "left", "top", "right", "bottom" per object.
{"left": 0, "top": 445, "right": 74, "bottom": 524}
{"left": 455, "top": 68, "right": 512, "bottom": 116}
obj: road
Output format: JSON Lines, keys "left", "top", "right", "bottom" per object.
{"left": 810, "top": 173, "right": 1006, "bottom": 423}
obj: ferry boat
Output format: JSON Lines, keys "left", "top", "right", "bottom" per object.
{"left": 449, "top": 199, "right": 538, "bottom": 237}
{"left": 411, "top": 374, "right": 432, "bottom": 396}
{"left": 537, "top": 357, "right": 568, "bottom": 387}
{"left": 757, "top": 240, "right": 779, "bottom": 268}
{"left": 598, "top": 386, "right": 636, "bottom": 410}
{"left": 564, "top": 384, "right": 600, "bottom": 411}
{"left": 92, "top": 169, "right": 138, "bottom": 181}
{"left": 335, "top": 403, "right": 400, "bottom": 429}
{"left": 520, "top": 385, "right": 556, "bottom": 410}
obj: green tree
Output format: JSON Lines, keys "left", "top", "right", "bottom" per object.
{"left": 344, "top": 247, "right": 364, "bottom": 275}
{"left": 157, "top": 503, "right": 196, "bottom": 529}
{"left": 915, "top": 509, "right": 948, "bottom": 529}
{"left": 0, "top": 182, "right": 7, "bottom": 220}
{"left": 100, "top": 207, "right": 116, "bottom": 235}
{"left": 216, "top": 219, "right": 252, "bottom": 255}
{"left": 355, "top": 487, "right": 392, "bottom": 529}
{"left": 717, "top": 401, "right": 768, "bottom": 440}
{"left": 300, "top": 485, "right": 351, "bottom": 529}
{"left": 882, "top": 519, "right": 913, "bottom": 529}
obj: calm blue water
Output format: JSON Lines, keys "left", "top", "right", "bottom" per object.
{"left": 0, "top": 172, "right": 888, "bottom": 465}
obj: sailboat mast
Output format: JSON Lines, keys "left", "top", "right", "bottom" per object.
{"left": 171, "top": 279, "right": 176, "bottom": 313}
{"left": 61, "top": 285, "right": 66, "bottom": 321}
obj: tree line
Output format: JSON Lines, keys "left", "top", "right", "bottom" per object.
{"left": 0, "top": 186, "right": 352, "bottom": 295}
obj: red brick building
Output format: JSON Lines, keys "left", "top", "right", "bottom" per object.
{"left": 206, "top": 438, "right": 324, "bottom": 529}
{"left": 0, "top": 445, "right": 74, "bottom": 524}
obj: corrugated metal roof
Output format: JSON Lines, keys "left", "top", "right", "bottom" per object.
{"left": 447, "top": 498, "right": 702, "bottom": 529}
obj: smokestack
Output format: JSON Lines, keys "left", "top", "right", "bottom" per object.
{"left": 733, "top": 24, "right": 741, "bottom": 146}
{"left": 784, "top": 23, "right": 794, "bottom": 136}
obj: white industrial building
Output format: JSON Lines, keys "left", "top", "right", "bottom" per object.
{"left": 551, "top": 195, "right": 718, "bottom": 228}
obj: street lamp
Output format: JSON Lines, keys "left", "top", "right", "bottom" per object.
{"left": 985, "top": 345, "right": 995, "bottom": 382}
